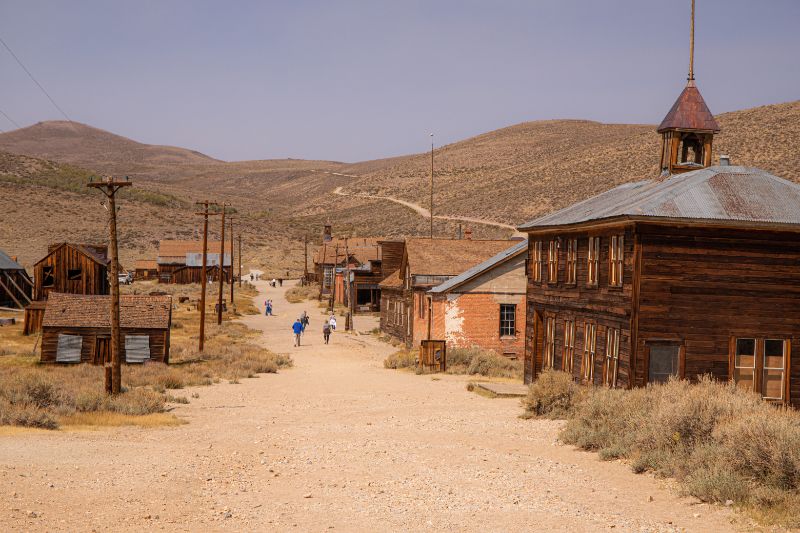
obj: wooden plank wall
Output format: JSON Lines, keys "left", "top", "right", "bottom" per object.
{"left": 34, "top": 246, "right": 108, "bottom": 300}
{"left": 379, "top": 287, "right": 410, "bottom": 344}
{"left": 524, "top": 227, "right": 635, "bottom": 385}
{"left": 635, "top": 225, "right": 800, "bottom": 407}
{"left": 41, "top": 327, "right": 169, "bottom": 364}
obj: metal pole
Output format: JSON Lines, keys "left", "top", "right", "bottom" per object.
{"left": 217, "top": 205, "right": 227, "bottom": 325}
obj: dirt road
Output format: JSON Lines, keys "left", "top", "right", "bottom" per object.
{"left": 0, "top": 280, "right": 742, "bottom": 532}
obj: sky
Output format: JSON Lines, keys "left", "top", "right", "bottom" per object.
{"left": 1, "top": 0, "right": 798, "bottom": 162}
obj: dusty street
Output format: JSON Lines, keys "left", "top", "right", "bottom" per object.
{"left": 0, "top": 279, "right": 742, "bottom": 532}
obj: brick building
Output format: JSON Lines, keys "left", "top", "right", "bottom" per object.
{"left": 427, "top": 240, "right": 527, "bottom": 359}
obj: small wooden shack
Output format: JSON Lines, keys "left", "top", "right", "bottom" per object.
{"left": 0, "top": 249, "right": 32, "bottom": 309}
{"left": 157, "top": 240, "right": 229, "bottom": 284}
{"left": 133, "top": 259, "right": 159, "bottom": 280}
{"left": 40, "top": 292, "right": 172, "bottom": 364}
{"left": 33, "top": 243, "right": 109, "bottom": 301}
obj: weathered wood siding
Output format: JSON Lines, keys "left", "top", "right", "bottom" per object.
{"left": 635, "top": 224, "right": 800, "bottom": 407}
{"left": 161, "top": 265, "right": 231, "bottom": 284}
{"left": 0, "top": 269, "right": 32, "bottom": 308}
{"left": 34, "top": 246, "right": 108, "bottom": 300}
{"left": 41, "top": 327, "right": 170, "bottom": 364}
{"left": 379, "top": 287, "right": 411, "bottom": 344}
{"left": 524, "top": 227, "right": 635, "bottom": 386}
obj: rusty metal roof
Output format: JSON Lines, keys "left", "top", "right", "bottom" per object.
{"left": 657, "top": 82, "right": 720, "bottom": 133}
{"left": 43, "top": 292, "right": 172, "bottom": 329}
{"left": 519, "top": 166, "right": 800, "bottom": 230}
{"left": 429, "top": 240, "right": 527, "bottom": 294}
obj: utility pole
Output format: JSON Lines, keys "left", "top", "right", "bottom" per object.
{"left": 217, "top": 203, "right": 229, "bottom": 325}
{"left": 303, "top": 235, "right": 309, "bottom": 285}
{"left": 238, "top": 233, "right": 242, "bottom": 288}
{"left": 87, "top": 175, "right": 132, "bottom": 395}
{"left": 229, "top": 216, "right": 235, "bottom": 304}
{"left": 195, "top": 201, "right": 219, "bottom": 352}
{"left": 330, "top": 243, "right": 339, "bottom": 313}
{"left": 430, "top": 132, "right": 434, "bottom": 239}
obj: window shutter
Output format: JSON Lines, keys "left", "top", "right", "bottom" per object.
{"left": 125, "top": 335, "right": 151, "bottom": 363}
{"left": 56, "top": 334, "right": 82, "bottom": 363}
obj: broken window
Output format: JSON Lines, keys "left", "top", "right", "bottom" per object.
{"left": 68, "top": 268, "right": 82, "bottom": 281}
{"left": 42, "top": 266, "right": 55, "bottom": 287}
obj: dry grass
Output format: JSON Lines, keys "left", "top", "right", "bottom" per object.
{"left": 59, "top": 412, "right": 185, "bottom": 428}
{"left": 383, "top": 349, "right": 417, "bottom": 369}
{"left": 285, "top": 283, "right": 321, "bottom": 303}
{"left": 445, "top": 347, "right": 523, "bottom": 378}
{"left": 522, "top": 374, "right": 800, "bottom": 527}
{"left": 520, "top": 369, "right": 584, "bottom": 419}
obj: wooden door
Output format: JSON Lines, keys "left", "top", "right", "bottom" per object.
{"left": 94, "top": 337, "right": 111, "bottom": 365}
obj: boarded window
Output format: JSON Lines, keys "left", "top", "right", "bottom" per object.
{"left": 609, "top": 235, "right": 624, "bottom": 287}
{"left": 543, "top": 317, "right": 556, "bottom": 369}
{"left": 42, "top": 266, "right": 55, "bottom": 287}
{"left": 547, "top": 240, "right": 558, "bottom": 284}
{"left": 500, "top": 304, "right": 516, "bottom": 337}
{"left": 56, "top": 334, "right": 82, "bottom": 363}
{"left": 582, "top": 322, "right": 596, "bottom": 382}
{"left": 587, "top": 237, "right": 600, "bottom": 286}
{"left": 603, "top": 327, "right": 620, "bottom": 388}
{"left": 732, "top": 338, "right": 787, "bottom": 401}
{"left": 565, "top": 239, "right": 577, "bottom": 284}
{"left": 648, "top": 343, "right": 680, "bottom": 384}
{"left": 531, "top": 241, "right": 543, "bottom": 282}
{"left": 125, "top": 335, "right": 151, "bottom": 363}
{"left": 562, "top": 319, "right": 575, "bottom": 372}
{"left": 67, "top": 268, "right": 82, "bottom": 281}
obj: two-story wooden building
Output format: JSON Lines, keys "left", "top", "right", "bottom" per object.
{"left": 520, "top": 74, "right": 800, "bottom": 407}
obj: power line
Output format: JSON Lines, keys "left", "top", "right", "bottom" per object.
{"left": 0, "top": 107, "right": 20, "bottom": 129}
{"left": 0, "top": 35, "right": 74, "bottom": 125}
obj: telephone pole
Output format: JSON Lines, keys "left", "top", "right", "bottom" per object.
{"left": 195, "top": 201, "right": 219, "bottom": 352}
{"left": 229, "top": 216, "right": 235, "bottom": 304}
{"left": 303, "top": 235, "right": 309, "bottom": 285}
{"left": 217, "top": 203, "right": 229, "bottom": 325}
{"left": 87, "top": 175, "right": 132, "bottom": 395}
{"left": 430, "top": 132, "right": 434, "bottom": 239}
{"left": 238, "top": 233, "right": 242, "bottom": 288}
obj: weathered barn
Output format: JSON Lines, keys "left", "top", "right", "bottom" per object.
{"left": 133, "top": 259, "right": 158, "bottom": 280}
{"left": 427, "top": 240, "right": 527, "bottom": 359}
{"left": 157, "top": 240, "right": 230, "bottom": 284}
{"left": 381, "top": 238, "right": 514, "bottom": 346}
{"left": 40, "top": 292, "right": 172, "bottom": 364}
{"left": 32, "top": 243, "right": 109, "bottom": 301}
{"left": 0, "top": 249, "right": 32, "bottom": 309}
{"left": 520, "top": 73, "right": 800, "bottom": 407}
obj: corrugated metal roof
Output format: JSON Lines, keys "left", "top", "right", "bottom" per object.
{"left": 519, "top": 166, "right": 800, "bottom": 230}
{"left": 429, "top": 240, "right": 528, "bottom": 294}
{"left": 0, "top": 249, "right": 25, "bottom": 271}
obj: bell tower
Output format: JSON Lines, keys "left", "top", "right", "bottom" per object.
{"left": 658, "top": 0, "right": 720, "bottom": 176}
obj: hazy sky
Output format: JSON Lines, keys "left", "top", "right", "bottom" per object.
{"left": 1, "top": 0, "right": 798, "bottom": 162}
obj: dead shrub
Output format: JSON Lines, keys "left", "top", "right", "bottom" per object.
{"left": 383, "top": 350, "right": 417, "bottom": 369}
{"left": 285, "top": 283, "right": 320, "bottom": 303}
{"left": 446, "top": 347, "right": 522, "bottom": 378}
{"left": 521, "top": 369, "right": 584, "bottom": 419}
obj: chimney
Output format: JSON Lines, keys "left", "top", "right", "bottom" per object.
{"left": 323, "top": 224, "right": 332, "bottom": 242}
{"left": 719, "top": 154, "right": 731, "bottom": 166}
{"left": 11, "top": 256, "right": 18, "bottom": 263}
{"left": 465, "top": 228, "right": 473, "bottom": 240}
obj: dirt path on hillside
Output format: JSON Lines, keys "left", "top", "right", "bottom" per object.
{"left": 332, "top": 185, "right": 522, "bottom": 234}
{"left": 0, "top": 279, "right": 746, "bottom": 532}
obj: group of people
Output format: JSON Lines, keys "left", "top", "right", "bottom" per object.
{"left": 269, "top": 278, "right": 283, "bottom": 288}
{"left": 292, "top": 312, "right": 337, "bottom": 347}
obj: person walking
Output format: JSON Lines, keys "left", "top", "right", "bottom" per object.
{"left": 265, "top": 300, "right": 273, "bottom": 316}
{"left": 292, "top": 318, "right": 303, "bottom": 347}
{"left": 328, "top": 314, "right": 337, "bottom": 331}
{"left": 278, "top": 278, "right": 283, "bottom": 287}
{"left": 322, "top": 321, "right": 331, "bottom": 344}
{"left": 300, "top": 311, "right": 309, "bottom": 335}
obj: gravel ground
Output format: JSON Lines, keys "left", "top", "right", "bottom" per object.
{"left": 0, "top": 280, "right": 749, "bottom": 532}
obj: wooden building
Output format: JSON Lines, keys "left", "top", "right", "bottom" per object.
{"left": 0, "top": 249, "right": 32, "bottom": 309}
{"left": 519, "top": 69, "right": 800, "bottom": 406}
{"left": 380, "top": 238, "right": 514, "bottom": 346}
{"left": 427, "top": 240, "right": 527, "bottom": 359}
{"left": 32, "top": 243, "right": 109, "bottom": 301}
{"left": 133, "top": 259, "right": 158, "bottom": 280}
{"left": 156, "top": 240, "right": 230, "bottom": 284}
{"left": 40, "top": 292, "right": 172, "bottom": 364}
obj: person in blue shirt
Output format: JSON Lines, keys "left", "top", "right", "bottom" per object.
{"left": 292, "top": 318, "right": 303, "bottom": 347}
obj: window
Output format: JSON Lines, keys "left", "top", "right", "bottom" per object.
{"left": 543, "top": 317, "right": 556, "bottom": 369}
{"left": 647, "top": 343, "right": 681, "bottom": 384}
{"left": 562, "top": 319, "right": 576, "bottom": 372}
{"left": 323, "top": 266, "right": 333, "bottom": 289}
{"left": 565, "top": 239, "right": 577, "bottom": 284}
{"left": 547, "top": 240, "right": 558, "bottom": 283}
{"left": 581, "top": 322, "right": 597, "bottom": 382}
{"left": 500, "top": 304, "right": 516, "bottom": 338}
{"left": 531, "top": 241, "right": 543, "bottom": 282}
{"left": 732, "top": 338, "right": 788, "bottom": 401}
{"left": 67, "top": 268, "right": 82, "bottom": 281}
{"left": 609, "top": 235, "right": 624, "bottom": 287}
{"left": 125, "top": 335, "right": 151, "bottom": 363}
{"left": 42, "top": 266, "right": 55, "bottom": 287}
{"left": 603, "top": 328, "right": 620, "bottom": 388}
{"left": 587, "top": 237, "right": 600, "bottom": 286}
{"left": 56, "top": 334, "right": 82, "bottom": 363}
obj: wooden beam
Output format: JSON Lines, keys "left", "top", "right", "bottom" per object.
{"left": 0, "top": 276, "right": 24, "bottom": 309}
{"left": 4, "top": 272, "right": 31, "bottom": 304}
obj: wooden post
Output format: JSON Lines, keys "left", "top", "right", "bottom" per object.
{"left": 195, "top": 201, "right": 219, "bottom": 352}
{"left": 330, "top": 244, "right": 338, "bottom": 313}
{"left": 229, "top": 216, "right": 234, "bottom": 304}
{"left": 217, "top": 204, "right": 228, "bottom": 325}
{"left": 87, "top": 176, "right": 132, "bottom": 395}
{"left": 303, "top": 235, "right": 309, "bottom": 284}
{"left": 238, "top": 233, "right": 242, "bottom": 288}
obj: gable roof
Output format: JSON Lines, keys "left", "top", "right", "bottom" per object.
{"left": 403, "top": 239, "right": 515, "bottom": 277}
{"left": 314, "top": 238, "right": 382, "bottom": 265}
{"left": 518, "top": 166, "right": 800, "bottom": 231}
{"left": 657, "top": 82, "right": 720, "bottom": 133}
{"left": 42, "top": 293, "right": 171, "bottom": 329}
{"left": 378, "top": 269, "right": 403, "bottom": 289}
{"left": 0, "top": 249, "right": 25, "bottom": 271}
{"left": 429, "top": 240, "right": 528, "bottom": 294}
{"left": 158, "top": 240, "right": 223, "bottom": 264}
{"left": 34, "top": 243, "right": 110, "bottom": 267}
{"left": 134, "top": 259, "right": 158, "bottom": 270}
